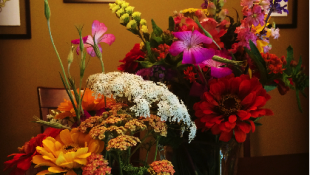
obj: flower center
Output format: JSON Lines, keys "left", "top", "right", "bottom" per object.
{"left": 218, "top": 94, "right": 241, "bottom": 117}
{"left": 63, "top": 143, "right": 80, "bottom": 153}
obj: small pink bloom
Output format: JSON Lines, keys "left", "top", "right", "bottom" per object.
{"left": 245, "top": 5, "right": 265, "bottom": 27}
{"left": 271, "top": 28, "right": 280, "bottom": 39}
{"left": 71, "top": 20, "right": 115, "bottom": 57}
{"left": 241, "top": 0, "right": 255, "bottom": 8}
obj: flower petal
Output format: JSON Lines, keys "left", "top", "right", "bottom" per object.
{"left": 234, "top": 127, "right": 247, "bottom": 143}
{"left": 191, "top": 47, "right": 215, "bottom": 64}
{"left": 99, "top": 33, "right": 115, "bottom": 46}
{"left": 37, "top": 170, "right": 52, "bottom": 175}
{"left": 60, "top": 129, "right": 73, "bottom": 145}
{"left": 169, "top": 41, "right": 186, "bottom": 56}
{"left": 48, "top": 166, "right": 67, "bottom": 173}
{"left": 191, "top": 30, "right": 213, "bottom": 45}
{"left": 92, "top": 20, "right": 108, "bottom": 42}
{"left": 219, "top": 130, "right": 233, "bottom": 142}
{"left": 211, "top": 67, "right": 232, "bottom": 78}
{"left": 32, "top": 155, "right": 57, "bottom": 168}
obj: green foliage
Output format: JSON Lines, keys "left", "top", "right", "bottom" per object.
{"left": 151, "top": 19, "right": 163, "bottom": 36}
{"left": 145, "top": 41, "right": 156, "bottom": 62}
{"left": 123, "top": 164, "right": 148, "bottom": 175}
{"left": 168, "top": 16, "right": 175, "bottom": 31}
{"left": 264, "top": 84, "right": 277, "bottom": 92}
{"left": 244, "top": 40, "right": 268, "bottom": 85}
{"left": 284, "top": 46, "right": 293, "bottom": 75}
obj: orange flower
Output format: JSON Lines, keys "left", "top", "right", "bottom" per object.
{"left": 55, "top": 88, "right": 116, "bottom": 119}
{"left": 148, "top": 160, "right": 175, "bottom": 175}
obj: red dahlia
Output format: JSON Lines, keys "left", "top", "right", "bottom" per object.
{"left": 118, "top": 43, "right": 145, "bottom": 73}
{"left": 194, "top": 74, "right": 273, "bottom": 142}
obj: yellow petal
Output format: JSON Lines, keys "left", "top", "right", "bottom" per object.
{"left": 32, "top": 155, "right": 57, "bottom": 168}
{"left": 55, "top": 152, "right": 67, "bottom": 166}
{"left": 75, "top": 147, "right": 88, "bottom": 157}
{"left": 64, "top": 151, "right": 76, "bottom": 162}
{"left": 60, "top": 129, "right": 73, "bottom": 145}
{"left": 48, "top": 166, "right": 67, "bottom": 173}
{"left": 54, "top": 141, "right": 63, "bottom": 152}
{"left": 76, "top": 152, "right": 91, "bottom": 159}
{"left": 36, "top": 147, "right": 55, "bottom": 162}
{"left": 66, "top": 170, "right": 77, "bottom": 175}
{"left": 74, "top": 158, "right": 87, "bottom": 165}
{"left": 60, "top": 161, "right": 74, "bottom": 169}
{"left": 42, "top": 139, "right": 56, "bottom": 156}
{"left": 36, "top": 170, "right": 51, "bottom": 175}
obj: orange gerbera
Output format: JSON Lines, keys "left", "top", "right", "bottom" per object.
{"left": 32, "top": 128, "right": 104, "bottom": 175}
{"left": 194, "top": 74, "right": 273, "bottom": 143}
{"left": 55, "top": 88, "right": 116, "bottom": 119}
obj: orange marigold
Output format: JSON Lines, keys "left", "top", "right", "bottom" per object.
{"left": 148, "top": 160, "right": 175, "bottom": 175}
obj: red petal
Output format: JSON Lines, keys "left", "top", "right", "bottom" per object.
{"left": 228, "top": 115, "right": 237, "bottom": 123}
{"left": 248, "top": 96, "right": 266, "bottom": 110}
{"left": 219, "top": 130, "right": 233, "bottom": 142}
{"left": 204, "top": 92, "right": 219, "bottom": 106}
{"left": 239, "top": 80, "right": 251, "bottom": 99}
{"left": 203, "top": 109, "right": 214, "bottom": 114}
{"left": 265, "top": 109, "right": 274, "bottom": 116}
{"left": 16, "top": 156, "right": 32, "bottom": 171}
{"left": 231, "top": 77, "right": 242, "bottom": 95}
{"left": 219, "top": 122, "right": 231, "bottom": 132}
{"left": 234, "top": 127, "right": 247, "bottom": 143}
{"left": 225, "top": 121, "right": 236, "bottom": 130}
{"left": 211, "top": 124, "right": 221, "bottom": 135}
{"left": 237, "top": 110, "right": 251, "bottom": 120}
{"left": 200, "top": 101, "right": 214, "bottom": 110}
{"left": 250, "top": 109, "right": 266, "bottom": 118}
{"left": 195, "top": 110, "right": 204, "bottom": 118}
{"left": 236, "top": 122, "right": 251, "bottom": 133}
{"left": 210, "top": 81, "right": 226, "bottom": 101}
{"left": 241, "top": 92, "right": 254, "bottom": 106}
{"left": 248, "top": 120, "right": 256, "bottom": 133}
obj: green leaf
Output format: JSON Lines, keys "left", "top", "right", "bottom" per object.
{"left": 295, "top": 90, "right": 303, "bottom": 113}
{"left": 168, "top": 16, "right": 175, "bottom": 31}
{"left": 253, "top": 117, "right": 264, "bottom": 122}
{"left": 264, "top": 85, "right": 277, "bottom": 92}
{"left": 254, "top": 122, "right": 263, "bottom": 126}
{"left": 145, "top": 41, "right": 156, "bottom": 62}
{"left": 295, "top": 56, "right": 302, "bottom": 73}
{"left": 138, "top": 61, "right": 154, "bottom": 68}
{"left": 212, "top": 55, "right": 243, "bottom": 66}
{"left": 301, "top": 90, "right": 308, "bottom": 98}
{"left": 245, "top": 40, "right": 268, "bottom": 85}
{"left": 285, "top": 46, "right": 293, "bottom": 72}
{"left": 151, "top": 34, "right": 163, "bottom": 44}
{"left": 151, "top": 19, "right": 163, "bottom": 36}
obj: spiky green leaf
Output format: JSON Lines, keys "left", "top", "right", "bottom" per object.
{"left": 151, "top": 19, "right": 163, "bottom": 36}
{"left": 295, "top": 90, "right": 303, "bottom": 113}
{"left": 168, "top": 16, "right": 175, "bottom": 31}
{"left": 138, "top": 61, "right": 154, "bottom": 68}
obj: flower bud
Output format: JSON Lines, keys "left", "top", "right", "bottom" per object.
{"left": 277, "top": 80, "right": 290, "bottom": 95}
{"left": 112, "top": 5, "right": 120, "bottom": 13}
{"left": 218, "top": 0, "right": 226, "bottom": 7}
{"left": 140, "top": 19, "right": 147, "bottom": 25}
{"left": 120, "top": 13, "right": 130, "bottom": 24}
{"left": 44, "top": 0, "right": 51, "bottom": 21}
{"left": 290, "top": 60, "right": 298, "bottom": 67}
{"left": 116, "top": 8, "right": 125, "bottom": 17}
{"left": 218, "top": 9, "right": 228, "bottom": 21}
{"left": 141, "top": 25, "right": 148, "bottom": 33}
{"left": 125, "top": 6, "right": 135, "bottom": 15}
{"left": 67, "top": 46, "right": 74, "bottom": 64}
{"left": 109, "top": 3, "right": 117, "bottom": 10}
{"left": 92, "top": 42, "right": 102, "bottom": 59}
{"left": 115, "top": 0, "right": 123, "bottom": 5}
{"left": 121, "top": 2, "right": 129, "bottom": 8}
{"left": 126, "top": 20, "right": 137, "bottom": 30}
{"left": 207, "top": 2, "right": 216, "bottom": 16}
{"left": 132, "top": 12, "right": 141, "bottom": 22}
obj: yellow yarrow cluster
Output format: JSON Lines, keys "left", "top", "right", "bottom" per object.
{"left": 124, "top": 119, "right": 147, "bottom": 132}
{"left": 148, "top": 160, "right": 175, "bottom": 175}
{"left": 143, "top": 115, "right": 168, "bottom": 137}
{"left": 106, "top": 135, "right": 141, "bottom": 151}
{"left": 180, "top": 8, "right": 208, "bottom": 17}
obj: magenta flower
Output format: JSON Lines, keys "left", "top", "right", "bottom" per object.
{"left": 245, "top": 5, "right": 265, "bottom": 27}
{"left": 201, "top": 49, "right": 232, "bottom": 78}
{"left": 71, "top": 20, "right": 115, "bottom": 57}
{"left": 169, "top": 30, "right": 215, "bottom": 64}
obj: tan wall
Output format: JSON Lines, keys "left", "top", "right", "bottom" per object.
{"left": 0, "top": 0, "right": 308, "bottom": 174}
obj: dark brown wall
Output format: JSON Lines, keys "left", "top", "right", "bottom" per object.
{"left": 0, "top": 0, "right": 308, "bottom": 174}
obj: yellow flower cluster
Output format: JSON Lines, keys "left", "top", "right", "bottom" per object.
{"left": 109, "top": 0, "right": 148, "bottom": 34}
{"left": 125, "top": 119, "right": 147, "bottom": 132}
{"left": 106, "top": 135, "right": 141, "bottom": 151}
{"left": 180, "top": 8, "right": 208, "bottom": 18}
{"left": 143, "top": 115, "right": 167, "bottom": 137}
{"left": 78, "top": 115, "right": 103, "bottom": 133}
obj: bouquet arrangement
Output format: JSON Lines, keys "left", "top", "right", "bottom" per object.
{"left": 3, "top": 0, "right": 308, "bottom": 175}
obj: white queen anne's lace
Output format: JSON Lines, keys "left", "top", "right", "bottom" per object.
{"left": 87, "top": 72, "right": 196, "bottom": 142}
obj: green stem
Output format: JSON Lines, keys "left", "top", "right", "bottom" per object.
{"left": 154, "top": 139, "right": 159, "bottom": 161}
{"left": 196, "top": 64, "right": 208, "bottom": 85}
{"left": 127, "top": 147, "right": 131, "bottom": 164}
{"left": 130, "top": 131, "right": 151, "bottom": 158}
{"left": 145, "top": 148, "right": 150, "bottom": 164}
{"left": 118, "top": 152, "right": 123, "bottom": 175}
{"left": 99, "top": 57, "right": 105, "bottom": 73}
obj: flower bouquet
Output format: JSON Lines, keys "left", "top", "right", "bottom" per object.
{"left": 3, "top": 0, "right": 308, "bottom": 175}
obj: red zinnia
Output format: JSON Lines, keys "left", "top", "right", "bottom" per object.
{"left": 4, "top": 128, "right": 61, "bottom": 175}
{"left": 194, "top": 74, "right": 273, "bottom": 143}
{"left": 118, "top": 43, "right": 145, "bottom": 73}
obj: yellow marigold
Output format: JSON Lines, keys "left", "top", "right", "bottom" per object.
{"left": 143, "top": 115, "right": 167, "bottom": 137}
{"left": 106, "top": 135, "right": 140, "bottom": 151}
{"left": 125, "top": 119, "right": 146, "bottom": 132}
{"left": 32, "top": 129, "right": 104, "bottom": 175}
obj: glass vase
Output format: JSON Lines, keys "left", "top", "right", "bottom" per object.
{"left": 165, "top": 131, "right": 241, "bottom": 175}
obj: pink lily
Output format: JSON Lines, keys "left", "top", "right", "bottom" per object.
{"left": 71, "top": 20, "right": 115, "bottom": 57}
{"left": 169, "top": 30, "right": 214, "bottom": 64}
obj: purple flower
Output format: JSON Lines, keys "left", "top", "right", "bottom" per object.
{"left": 169, "top": 30, "right": 215, "bottom": 64}
{"left": 201, "top": 49, "right": 232, "bottom": 78}
{"left": 201, "top": 0, "right": 209, "bottom": 9}
{"left": 270, "top": 0, "right": 289, "bottom": 14}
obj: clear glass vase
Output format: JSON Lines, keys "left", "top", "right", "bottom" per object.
{"left": 163, "top": 131, "right": 241, "bottom": 175}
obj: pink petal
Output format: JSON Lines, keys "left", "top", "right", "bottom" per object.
{"left": 211, "top": 67, "right": 232, "bottom": 78}
{"left": 99, "top": 33, "right": 115, "bottom": 46}
{"left": 169, "top": 41, "right": 187, "bottom": 56}
{"left": 191, "top": 30, "right": 213, "bottom": 45}
{"left": 71, "top": 36, "right": 88, "bottom": 45}
{"left": 86, "top": 35, "right": 94, "bottom": 45}
{"left": 191, "top": 47, "right": 215, "bottom": 64}
{"left": 92, "top": 20, "right": 107, "bottom": 42}
{"left": 173, "top": 31, "right": 192, "bottom": 42}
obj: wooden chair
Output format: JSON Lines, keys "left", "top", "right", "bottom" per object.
{"left": 37, "top": 87, "right": 70, "bottom": 133}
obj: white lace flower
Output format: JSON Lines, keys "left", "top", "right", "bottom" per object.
{"left": 87, "top": 72, "right": 196, "bottom": 142}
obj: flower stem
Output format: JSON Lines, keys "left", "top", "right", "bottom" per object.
{"left": 118, "top": 152, "right": 123, "bottom": 175}
{"left": 154, "top": 138, "right": 159, "bottom": 161}
{"left": 130, "top": 131, "right": 151, "bottom": 158}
